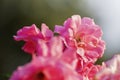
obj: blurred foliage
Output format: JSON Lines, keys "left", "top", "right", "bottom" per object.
{"left": 0, "top": 73, "right": 10, "bottom": 80}
{"left": 0, "top": 0, "right": 94, "bottom": 78}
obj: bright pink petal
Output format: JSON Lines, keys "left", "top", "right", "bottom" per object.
{"left": 14, "top": 24, "right": 42, "bottom": 41}
{"left": 54, "top": 25, "right": 66, "bottom": 34}
{"left": 37, "top": 37, "right": 63, "bottom": 58}
{"left": 22, "top": 41, "right": 36, "bottom": 54}
{"left": 61, "top": 47, "right": 78, "bottom": 69}
{"left": 36, "top": 40, "right": 48, "bottom": 56}
{"left": 41, "top": 23, "right": 53, "bottom": 40}
{"left": 48, "top": 37, "right": 63, "bottom": 58}
{"left": 71, "top": 15, "right": 81, "bottom": 33}
{"left": 63, "top": 18, "right": 72, "bottom": 29}
{"left": 81, "top": 17, "right": 94, "bottom": 25}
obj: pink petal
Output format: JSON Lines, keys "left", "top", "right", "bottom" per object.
{"left": 14, "top": 24, "right": 42, "bottom": 41}
{"left": 61, "top": 47, "right": 78, "bottom": 69}
{"left": 81, "top": 17, "right": 94, "bottom": 25}
{"left": 54, "top": 25, "right": 65, "bottom": 34}
{"left": 95, "top": 55, "right": 120, "bottom": 80}
{"left": 41, "top": 23, "right": 53, "bottom": 40}
{"left": 71, "top": 15, "right": 81, "bottom": 33}
{"left": 48, "top": 37, "right": 63, "bottom": 58}
{"left": 22, "top": 41, "right": 36, "bottom": 54}
{"left": 36, "top": 40, "right": 48, "bottom": 56}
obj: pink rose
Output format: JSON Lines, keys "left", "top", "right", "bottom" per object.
{"left": 54, "top": 15, "right": 105, "bottom": 63}
{"left": 9, "top": 57, "right": 82, "bottom": 80}
{"left": 12, "top": 15, "right": 107, "bottom": 80}
{"left": 14, "top": 24, "right": 53, "bottom": 55}
{"left": 37, "top": 36, "right": 78, "bottom": 69}
{"left": 76, "top": 60, "right": 102, "bottom": 80}
{"left": 95, "top": 55, "right": 120, "bottom": 80}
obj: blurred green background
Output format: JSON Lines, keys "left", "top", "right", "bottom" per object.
{"left": 0, "top": 0, "right": 120, "bottom": 79}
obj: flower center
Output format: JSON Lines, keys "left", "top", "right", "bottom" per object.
{"left": 75, "top": 37, "right": 85, "bottom": 48}
{"left": 35, "top": 72, "right": 46, "bottom": 80}
{"left": 76, "top": 37, "right": 81, "bottom": 43}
